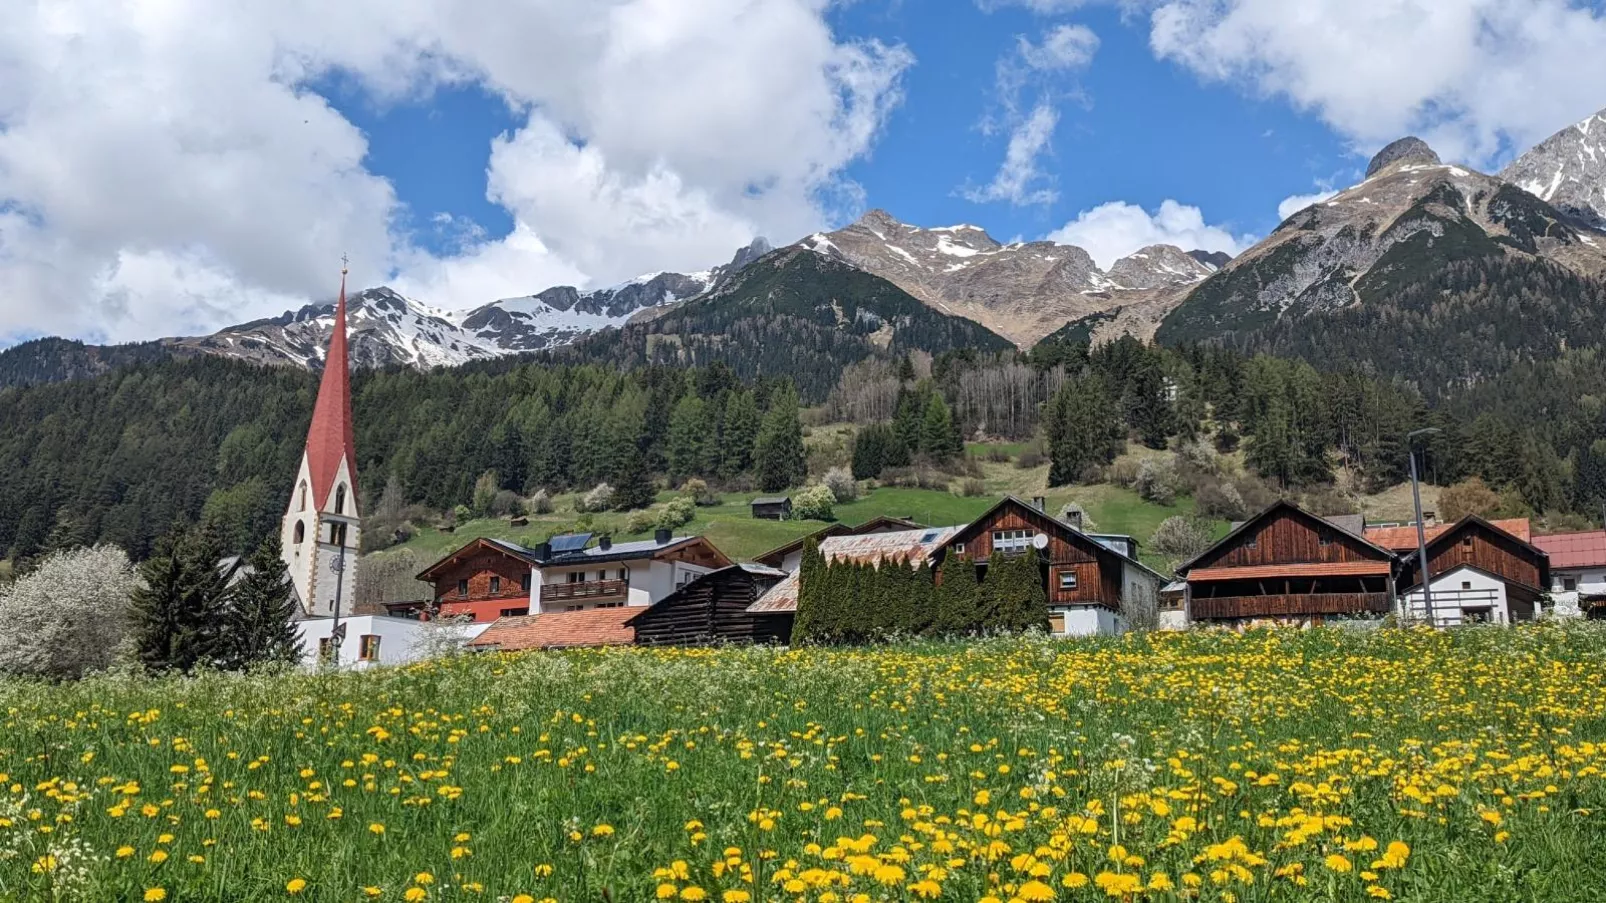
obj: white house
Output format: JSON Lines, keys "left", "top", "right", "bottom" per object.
{"left": 296, "top": 615, "right": 490, "bottom": 670}
{"left": 1398, "top": 564, "right": 1533, "bottom": 626}
{"left": 1533, "top": 530, "right": 1606, "bottom": 618}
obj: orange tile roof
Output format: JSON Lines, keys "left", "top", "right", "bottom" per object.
{"left": 1363, "top": 518, "right": 1531, "bottom": 551}
{"left": 467, "top": 607, "right": 636, "bottom": 651}
{"left": 1533, "top": 530, "right": 1606, "bottom": 569}
{"left": 1189, "top": 561, "right": 1392, "bottom": 581}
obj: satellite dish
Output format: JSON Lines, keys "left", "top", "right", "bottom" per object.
{"left": 1031, "top": 533, "right": 1049, "bottom": 550}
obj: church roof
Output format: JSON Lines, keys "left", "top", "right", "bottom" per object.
{"left": 304, "top": 270, "right": 357, "bottom": 509}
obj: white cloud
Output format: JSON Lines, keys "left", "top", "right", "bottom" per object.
{"left": 1019, "top": 24, "right": 1101, "bottom": 72}
{"left": 1277, "top": 189, "right": 1339, "bottom": 221}
{"left": 963, "top": 104, "right": 1063, "bottom": 205}
{"left": 1146, "top": 0, "right": 1606, "bottom": 165}
{"left": 0, "top": 0, "right": 913, "bottom": 343}
{"left": 1046, "top": 199, "right": 1252, "bottom": 269}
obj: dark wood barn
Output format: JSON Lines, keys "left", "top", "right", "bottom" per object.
{"left": 1179, "top": 500, "right": 1398, "bottom": 625}
{"left": 627, "top": 564, "right": 792, "bottom": 646}
{"left": 750, "top": 496, "right": 792, "bottom": 521}
{"left": 1396, "top": 515, "right": 1549, "bottom": 620}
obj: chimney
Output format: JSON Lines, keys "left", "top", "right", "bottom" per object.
{"left": 1032, "top": 496, "right": 1046, "bottom": 512}
{"left": 599, "top": 535, "right": 612, "bottom": 551}
{"left": 1422, "top": 510, "right": 1438, "bottom": 527}
{"left": 655, "top": 528, "right": 672, "bottom": 545}
{"left": 534, "top": 541, "right": 552, "bottom": 561}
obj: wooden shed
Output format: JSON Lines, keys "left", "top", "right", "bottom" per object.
{"left": 750, "top": 496, "right": 793, "bottom": 521}
{"left": 626, "top": 564, "right": 791, "bottom": 646}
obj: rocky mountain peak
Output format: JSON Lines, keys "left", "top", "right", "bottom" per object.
{"left": 1500, "top": 106, "right": 1606, "bottom": 229}
{"left": 1108, "top": 245, "right": 1216, "bottom": 290}
{"left": 726, "top": 237, "right": 773, "bottom": 271}
{"left": 1366, "top": 137, "right": 1441, "bottom": 178}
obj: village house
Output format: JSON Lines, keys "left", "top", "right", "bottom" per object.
{"left": 298, "top": 615, "right": 490, "bottom": 669}
{"left": 1366, "top": 516, "right": 1547, "bottom": 626}
{"left": 1533, "top": 530, "right": 1606, "bottom": 617}
{"left": 465, "top": 606, "right": 640, "bottom": 653}
{"left": 944, "top": 496, "right": 1164, "bottom": 636}
{"left": 417, "top": 529, "right": 732, "bottom": 622}
{"left": 746, "top": 525, "right": 965, "bottom": 629}
{"left": 1177, "top": 500, "right": 1400, "bottom": 629}
{"left": 627, "top": 563, "right": 792, "bottom": 646}
{"left": 752, "top": 515, "right": 926, "bottom": 574}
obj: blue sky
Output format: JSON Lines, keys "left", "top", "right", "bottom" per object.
{"left": 331, "top": 2, "right": 1359, "bottom": 265}
{"left": 4, "top": 0, "right": 1606, "bottom": 343}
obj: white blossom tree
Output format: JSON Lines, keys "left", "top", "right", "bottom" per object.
{"left": 0, "top": 544, "right": 140, "bottom": 679}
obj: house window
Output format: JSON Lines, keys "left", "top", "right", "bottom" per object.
{"left": 617, "top": 568, "right": 627, "bottom": 581}
{"left": 1563, "top": 576, "right": 1578, "bottom": 592}
{"left": 298, "top": 482, "right": 308, "bottom": 512}
{"left": 1465, "top": 607, "right": 1492, "bottom": 623}
{"left": 563, "top": 604, "right": 583, "bottom": 612}
{"left": 358, "top": 635, "right": 381, "bottom": 661}
{"left": 521, "top": 573, "right": 532, "bottom": 592}
{"left": 1317, "top": 530, "right": 1333, "bottom": 546}
{"left": 993, "top": 530, "right": 1030, "bottom": 555}
{"left": 951, "top": 542, "right": 966, "bottom": 556}
{"left": 490, "top": 576, "right": 501, "bottom": 594}
{"left": 457, "top": 579, "right": 469, "bottom": 597}
{"left": 565, "top": 572, "right": 582, "bottom": 584}
{"left": 1159, "top": 595, "right": 1184, "bottom": 612}
{"left": 1048, "top": 613, "right": 1066, "bottom": 634}
{"left": 596, "top": 601, "right": 624, "bottom": 609}
{"left": 1461, "top": 581, "right": 1472, "bottom": 590}
{"left": 598, "top": 570, "right": 609, "bottom": 582}
{"left": 500, "top": 607, "right": 529, "bottom": 617}
{"left": 1058, "top": 570, "right": 1078, "bottom": 591}
{"left": 335, "top": 485, "right": 346, "bottom": 515}
{"left": 317, "top": 637, "right": 334, "bottom": 660}
{"left": 1244, "top": 535, "right": 1258, "bottom": 550}
{"left": 1462, "top": 535, "right": 1473, "bottom": 548}
{"left": 330, "top": 523, "right": 348, "bottom": 546}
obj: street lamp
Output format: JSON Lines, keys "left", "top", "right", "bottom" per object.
{"left": 1407, "top": 428, "right": 1441, "bottom": 627}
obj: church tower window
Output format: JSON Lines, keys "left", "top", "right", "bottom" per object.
{"left": 335, "top": 485, "right": 346, "bottom": 514}
{"left": 293, "top": 521, "right": 305, "bottom": 545}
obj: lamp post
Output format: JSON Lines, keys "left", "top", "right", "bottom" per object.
{"left": 1408, "top": 428, "right": 1441, "bottom": 627}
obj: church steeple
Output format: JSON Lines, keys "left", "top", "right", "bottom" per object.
{"left": 303, "top": 261, "right": 357, "bottom": 510}
{"left": 281, "top": 260, "right": 362, "bottom": 618}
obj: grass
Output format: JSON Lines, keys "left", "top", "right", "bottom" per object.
{"left": 6, "top": 625, "right": 1606, "bottom": 902}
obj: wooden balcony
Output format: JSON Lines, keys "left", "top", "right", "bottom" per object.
{"left": 1191, "top": 592, "right": 1391, "bottom": 621}
{"left": 540, "top": 579, "right": 629, "bottom": 602}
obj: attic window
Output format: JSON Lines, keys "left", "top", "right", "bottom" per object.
{"left": 1318, "top": 530, "right": 1333, "bottom": 546}
{"left": 1462, "top": 535, "right": 1473, "bottom": 547}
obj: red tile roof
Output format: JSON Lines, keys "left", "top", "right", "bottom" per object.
{"left": 303, "top": 272, "right": 357, "bottom": 509}
{"left": 466, "top": 607, "right": 637, "bottom": 651}
{"left": 1533, "top": 530, "right": 1606, "bottom": 569}
{"left": 1363, "top": 518, "right": 1531, "bottom": 551}
{"left": 1189, "top": 561, "right": 1392, "bottom": 581}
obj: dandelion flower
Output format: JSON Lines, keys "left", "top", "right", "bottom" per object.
{"left": 144, "top": 890, "right": 167, "bottom": 902}
{"left": 404, "top": 890, "right": 427, "bottom": 903}
{"left": 287, "top": 878, "right": 308, "bottom": 894}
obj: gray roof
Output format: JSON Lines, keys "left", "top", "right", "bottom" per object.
{"left": 542, "top": 536, "right": 699, "bottom": 566}
{"left": 751, "top": 496, "right": 791, "bottom": 505}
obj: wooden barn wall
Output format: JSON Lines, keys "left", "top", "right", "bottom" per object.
{"left": 1409, "top": 525, "right": 1544, "bottom": 590}
{"left": 961, "top": 502, "right": 1121, "bottom": 608}
{"left": 430, "top": 548, "right": 530, "bottom": 604}
{"left": 631, "top": 572, "right": 788, "bottom": 646}
{"left": 1195, "top": 509, "right": 1388, "bottom": 570}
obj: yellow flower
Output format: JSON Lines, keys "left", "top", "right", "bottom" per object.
{"left": 907, "top": 879, "right": 942, "bottom": 899}
{"left": 512, "top": 897, "right": 535, "bottom": 903}
{"left": 592, "top": 823, "right": 615, "bottom": 837}
{"left": 1367, "top": 886, "right": 1393, "bottom": 899}
{"left": 287, "top": 878, "right": 308, "bottom": 894}
{"left": 405, "top": 890, "right": 427, "bottom": 903}
{"left": 722, "top": 891, "right": 752, "bottom": 903}
{"left": 116, "top": 845, "right": 135, "bottom": 858}
{"left": 680, "top": 888, "right": 707, "bottom": 902}
{"left": 31, "top": 855, "right": 57, "bottom": 874}
{"left": 656, "top": 885, "right": 678, "bottom": 899}
{"left": 1323, "top": 854, "right": 1352, "bottom": 873}
{"left": 149, "top": 850, "right": 170, "bottom": 864}
{"left": 1017, "top": 879, "right": 1055, "bottom": 901}
{"left": 363, "top": 889, "right": 383, "bottom": 898}
{"left": 414, "top": 872, "right": 434, "bottom": 885}
{"left": 1062, "top": 872, "right": 1089, "bottom": 888}
{"left": 144, "top": 890, "right": 167, "bottom": 902}
{"left": 370, "top": 822, "right": 386, "bottom": 835}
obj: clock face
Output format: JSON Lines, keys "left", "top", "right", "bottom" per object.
{"left": 329, "top": 555, "right": 344, "bottom": 574}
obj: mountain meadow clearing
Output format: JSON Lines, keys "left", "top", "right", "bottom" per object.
{"left": 5, "top": 625, "right": 1606, "bottom": 902}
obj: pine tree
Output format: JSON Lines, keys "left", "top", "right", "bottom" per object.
{"left": 1047, "top": 375, "right": 1121, "bottom": 486}
{"left": 852, "top": 424, "right": 891, "bottom": 480}
{"left": 794, "top": 538, "right": 826, "bottom": 643}
{"left": 892, "top": 388, "right": 926, "bottom": 456}
{"left": 666, "top": 394, "right": 712, "bottom": 484}
{"left": 920, "top": 394, "right": 962, "bottom": 463}
{"left": 719, "top": 390, "right": 762, "bottom": 480}
{"left": 752, "top": 385, "right": 806, "bottom": 492}
{"left": 222, "top": 532, "right": 301, "bottom": 670}
{"left": 611, "top": 446, "right": 656, "bottom": 511}
{"left": 129, "top": 522, "right": 238, "bottom": 673}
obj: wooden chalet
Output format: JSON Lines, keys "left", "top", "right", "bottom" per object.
{"left": 752, "top": 515, "right": 926, "bottom": 573}
{"left": 1388, "top": 516, "right": 1548, "bottom": 625}
{"left": 1178, "top": 500, "right": 1399, "bottom": 627}
{"left": 415, "top": 538, "right": 538, "bottom": 622}
{"left": 751, "top": 496, "right": 793, "bottom": 520}
{"left": 626, "top": 564, "right": 792, "bottom": 646}
{"left": 945, "top": 495, "right": 1164, "bottom": 635}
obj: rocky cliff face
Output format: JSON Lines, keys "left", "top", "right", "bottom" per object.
{"left": 797, "top": 210, "right": 1219, "bottom": 346}
{"left": 1500, "top": 107, "right": 1606, "bottom": 229}
{"left": 1158, "top": 137, "right": 1606, "bottom": 344}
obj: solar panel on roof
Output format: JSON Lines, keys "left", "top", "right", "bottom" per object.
{"left": 548, "top": 533, "right": 593, "bottom": 554}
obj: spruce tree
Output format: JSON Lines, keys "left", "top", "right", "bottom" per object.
{"left": 611, "top": 445, "right": 657, "bottom": 511}
{"left": 222, "top": 533, "right": 301, "bottom": 670}
{"left": 719, "top": 390, "right": 762, "bottom": 480}
{"left": 666, "top": 394, "right": 712, "bottom": 485}
{"left": 752, "top": 384, "right": 806, "bottom": 492}
{"left": 129, "top": 523, "right": 237, "bottom": 673}
{"left": 794, "top": 539, "right": 826, "bottom": 644}
{"left": 852, "top": 424, "right": 890, "bottom": 480}
{"left": 976, "top": 552, "right": 1009, "bottom": 630}
{"left": 933, "top": 555, "right": 980, "bottom": 636}
{"left": 920, "top": 394, "right": 962, "bottom": 463}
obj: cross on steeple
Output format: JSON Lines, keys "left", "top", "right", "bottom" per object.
{"left": 341, "top": 252, "right": 349, "bottom": 275}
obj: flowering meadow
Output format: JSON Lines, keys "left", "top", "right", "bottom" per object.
{"left": 4, "top": 625, "right": 1606, "bottom": 902}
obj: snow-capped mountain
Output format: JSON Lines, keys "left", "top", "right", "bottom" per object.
{"left": 1500, "top": 106, "right": 1606, "bottom": 229}
{"left": 1158, "top": 135, "right": 1606, "bottom": 343}
{"left": 162, "top": 240, "right": 773, "bottom": 370}
{"left": 796, "top": 209, "right": 1220, "bottom": 346}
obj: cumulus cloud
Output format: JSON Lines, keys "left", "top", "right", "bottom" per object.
{"left": 1146, "top": 0, "right": 1606, "bottom": 164}
{"left": 967, "top": 24, "right": 1100, "bottom": 206}
{"left": 1046, "top": 199, "right": 1251, "bottom": 269}
{"left": 0, "top": 0, "right": 913, "bottom": 343}
{"left": 1277, "top": 189, "right": 1339, "bottom": 221}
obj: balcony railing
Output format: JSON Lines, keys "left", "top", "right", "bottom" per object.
{"left": 1191, "top": 592, "right": 1391, "bottom": 621}
{"left": 540, "top": 579, "right": 628, "bottom": 602}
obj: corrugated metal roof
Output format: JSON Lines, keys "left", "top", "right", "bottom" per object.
{"left": 1189, "top": 561, "right": 1392, "bottom": 581}
{"left": 467, "top": 607, "right": 637, "bottom": 651}
{"left": 1364, "top": 518, "right": 1532, "bottom": 551}
{"left": 745, "top": 526, "right": 963, "bottom": 614}
{"left": 1533, "top": 530, "right": 1606, "bottom": 569}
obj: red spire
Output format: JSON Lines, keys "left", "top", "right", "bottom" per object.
{"left": 304, "top": 264, "right": 357, "bottom": 510}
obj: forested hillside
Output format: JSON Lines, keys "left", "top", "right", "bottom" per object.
{"left": 552, "top": 247, "right": 1016, "bottom": 400}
